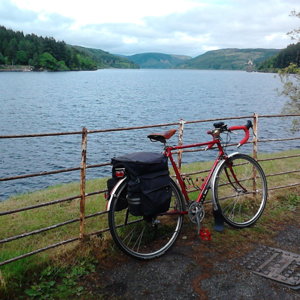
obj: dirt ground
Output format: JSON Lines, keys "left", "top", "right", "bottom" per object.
{"left": 83, "top": 219, "right": 300, "bottom": 299}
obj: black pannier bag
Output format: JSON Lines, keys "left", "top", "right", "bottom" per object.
{"left": 111, "top": 152, "right": 172, "bottom": 217}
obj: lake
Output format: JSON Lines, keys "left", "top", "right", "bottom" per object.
{"left": 0, "top": 69, "right": 297, "bottom": 200}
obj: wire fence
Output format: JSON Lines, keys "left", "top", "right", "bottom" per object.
{"left": 0, "top": 113, "right": 299, "bottom": 267}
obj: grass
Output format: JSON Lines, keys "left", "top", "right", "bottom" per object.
{"left": 0, "top": 149, "right": 299, "bottom": 299}
{"left": 0, "top": 177, "right": 110, "bottom": 298}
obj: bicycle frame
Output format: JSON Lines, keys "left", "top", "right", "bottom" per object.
{"left": 164, "top": 138, "right": 226, "bottom": 205}
{"left": 107, "top": 122, "right": 252, "bottom": 213}
{"left": 107, "top": 120, "right": 267, "bottom": 259}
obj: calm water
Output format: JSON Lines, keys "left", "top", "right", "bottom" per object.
{"left": 0, "top": 69, "right": 297, "bottom": 200}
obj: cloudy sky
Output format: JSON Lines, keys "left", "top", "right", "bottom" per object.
{"left": 0, "top": 0, "right": 299, "bottom": 57}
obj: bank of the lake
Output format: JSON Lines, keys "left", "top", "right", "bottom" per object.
{"left": 0, "top": 65, "right": 33, "bottom": 72}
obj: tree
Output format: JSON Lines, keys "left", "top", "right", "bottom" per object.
{"left": 18, "top": 39, "right": 35, "bottom": 59}
{"left": 280, "top": 11, "right": 300, "bottom": 131}
{"left": 56, "top": 60, "right": 69, "bottom": 71}
{"left": 0, "top": 52, "right": 5, "bottom": 64}
{"left": 77, "top": 54, "right": 97, "bottom": 70}
{"left": 0, "top": 25, "right": 99, "bottom": 71}
{"left": 5, "top": 38, "right": 18, "bottom": 64}
{"left": 29, "top": 53, "right": 39, "bottom": 68}
{"left": 287, "top": 11, "right": 300, "bottom": 41}
{"left": 16, "top": 50, "right": 28, "bottom": 64}
{"left": 38, "top": 52, "right": 58, "bottom": 70}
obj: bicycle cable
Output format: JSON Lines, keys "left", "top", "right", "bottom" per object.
{"left": 221, "top": 131, "right": 231, "bottom": 152}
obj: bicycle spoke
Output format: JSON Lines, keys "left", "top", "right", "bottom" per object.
{"left": 132, "top": 226, "right": 145, "bottom": 252}
{"left": 123, "top": 227, "right": 135, "bottom": 246}
{"left": 109, "top": 178, "right": 184, "bottom": 259}
{"left": 213, "top": 154, "right": 267, "bottom": 228}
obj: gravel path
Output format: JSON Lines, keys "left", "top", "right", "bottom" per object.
{"left": 84, "top": 222, "right": 300, "bottom": 299}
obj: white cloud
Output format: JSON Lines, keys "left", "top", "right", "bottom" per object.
{"left": 1, "top": 0, "right": 300, "bottom": 56}
{"left": 11, "top": 0, "right": 204, "bottom": 24}
{"left": 265, "top": 33, "right": 287, "bottom": 42}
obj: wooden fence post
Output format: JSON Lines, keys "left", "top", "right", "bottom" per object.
{"left": 177, "top": 119, "right": 185, "bottom": 171}
{"left": 80, "top": 127, "right": 88, "bottom": 239}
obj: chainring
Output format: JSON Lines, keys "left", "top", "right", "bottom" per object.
{"left": 188, "top": 201, "right": 205, "bottom": 224}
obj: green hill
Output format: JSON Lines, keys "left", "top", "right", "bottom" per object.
{"left": 127, "top": 52, "right": 191, "bottom": 69}
{"left": 257, "top": 42, "right": 300, "bottom": 71}
{"left": 74, "top": 46, "right": 139, "bottom": 69}
{"left": 178, "top": 48, "right": 280, "bottom": 70}
{"left": 0, "top": 25, "right": 138, "bottom": 71}
{"left": 0, "top": 25, "right": 286, "bottom": 71}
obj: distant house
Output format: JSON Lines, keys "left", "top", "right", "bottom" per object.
{"left": 246, "top": 59, "right": 254, "bottom": 72}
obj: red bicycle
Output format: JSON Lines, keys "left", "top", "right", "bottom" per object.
{"left": 107, "top": 121, "right": 268, "bottom": 259}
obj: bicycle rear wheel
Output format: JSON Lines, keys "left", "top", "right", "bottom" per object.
{"left": 212, "top": 153, "right": 267, "bottom": 228}
{"left": 108, "top": 178, "right": 185, "bottom": 259}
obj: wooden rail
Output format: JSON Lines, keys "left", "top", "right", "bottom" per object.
{"left": 0, "top": 113, "right": 299, "bottom": 267}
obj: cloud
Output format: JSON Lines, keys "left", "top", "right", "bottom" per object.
{"left": 0, "top": 0, "right": 36, "bottom": 23}
{"left": 140, "top": 1, "right": 299, "bottom": 54}
{"left": 1, "top": 0, "right": 300, "bottom": 56}
{"left": 0, "top": 0, "right": 75, "bottom": 40}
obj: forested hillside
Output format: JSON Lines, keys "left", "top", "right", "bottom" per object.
{"left": 74, "top": 46, "right": 139, "bottom": 69}
{"left": 177, "top": 48, "right": 280, "bottom": 70}
{"left": 2, "top": 25, "right": 297, "bottom": 72}
{"left": 127, "top": 53, "right": 191, "bottom": 68}
{"left": 258, "top": 42, "right": 300, "bottom": 71}
{"left": 0, "top": 26, "right": 137, "bottom": 71}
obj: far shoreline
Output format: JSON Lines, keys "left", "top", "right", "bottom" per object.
{"left": 0, "top": 64, "right": 278, "bottom": 73}
{"left": 0, "top": 65, "right": 33, "bottom": 72}
{"left": 0, "top": 65, "right": 99, "bottom": 72}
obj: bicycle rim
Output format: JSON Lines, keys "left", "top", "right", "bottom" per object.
{"left": 108, "top": 178, "right": 184, "bottom": 259}
{"left": 213, "top": 153, "right": 267, "bottom": 228}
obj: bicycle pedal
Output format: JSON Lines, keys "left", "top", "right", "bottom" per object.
{"left": 199, "top": 228, "right": 212, "bottom": 241}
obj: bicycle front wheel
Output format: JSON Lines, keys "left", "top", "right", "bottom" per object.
{"left": 212, "top": 153, "right": 267, "bottom": 228}
{"left": 108, "top": 178, "right": 185, "bottom": 260}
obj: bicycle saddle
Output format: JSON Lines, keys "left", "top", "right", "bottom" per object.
{"left": 147, "top": 129, "right": 176, "bottom": 143}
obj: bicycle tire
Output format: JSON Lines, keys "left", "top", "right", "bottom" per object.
{"left": 212, "top": 153, "right": 267, "bottom": 228}
{"left": 108, "top": 177, "right": 185, "bottom": 260}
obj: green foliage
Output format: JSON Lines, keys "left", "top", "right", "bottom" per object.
{"left": 127, "top": 52, "right": 191, "bottom": 69}
{"left": 268, "top": 193, "right": 300, "bottom": 218}
{"left": 178, "top": 48, "right": 280, "bottom": 70}
{"left": 0, "top": 25, "right": 137, "bottom": 71}
{"left": 258, "top": 42, "right": 300, "bottom": 71}
{"left": 74, "top": 46, "right": 139, "bottom": 69}
{"left": 285, "top": 194, "right": 300, "bottom": 211}
{"left": 276, "top": 11, "right": 300, "bottom": 131}
{"left": 24, "top": 259, "right": 95, "bottom": 299}
{"left": 16, "top": 50, "right": 28, "bottom": 64}
{"left": 279, "top": 63, "right": 300, "bottom": 131}
{"left": 0, "top": 25, "right": 98, "bottom": 71}
{"left": 38, "top": 52, "right": 59, "bottom": 70}
{"left": 258, "top": 11, "right": 300, "bottom": 72}
{"left": 56, "top": 60, "right": 69, "bottom": 71}
{"left": 0, "top": 52, "right": 5, "bottom": 64}
{"left": 257, "top": 11, "right": 300, "bottom": 131}
{"left": 76, "top": 53, "right": 97, "bottom": 70}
